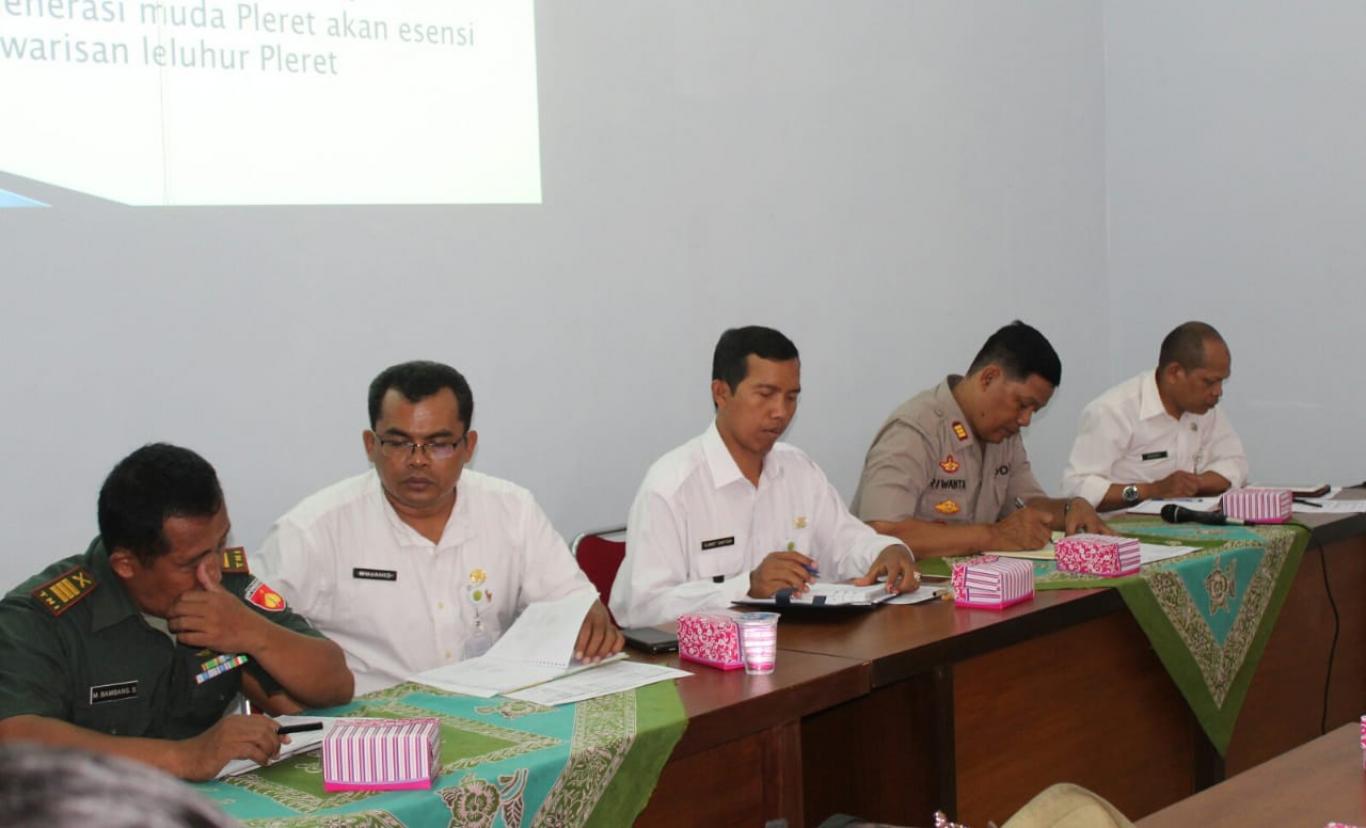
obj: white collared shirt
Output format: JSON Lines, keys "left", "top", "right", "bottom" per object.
{"left": 1061, "top": 371, "right": 1249, "bottom": 507}
{"left": 253, "top": 469, "right": 595, "bottom": 695}
{"left": 609, "top": 422, "right": 909, "bottom": 628}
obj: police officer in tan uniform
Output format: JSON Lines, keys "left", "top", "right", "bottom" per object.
{"left": 852, "top": 321, "right": 1111, "bottom": 558}
{"left": 0, "top": 444, "right": 353, "bottom": 781}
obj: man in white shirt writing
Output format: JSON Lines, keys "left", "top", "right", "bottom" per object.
{"left": 610, "top": 326, "right": 917, "bottom": 628}
{"left": 1062, "top": 321, "right": 1249, "bottom": 511}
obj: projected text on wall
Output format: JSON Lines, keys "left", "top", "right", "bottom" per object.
{"left": 0, "top": 0, "right": 542, "bottom": 205}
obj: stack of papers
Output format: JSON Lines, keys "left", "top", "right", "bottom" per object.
{"left": 505, "top": 660, "right": 690, "bottom": 706}
{"left": 413, "top": 591, "right": 605, "bottom": 698}
{"left": 411, "top": 590, "right": 687, "bottom": 704}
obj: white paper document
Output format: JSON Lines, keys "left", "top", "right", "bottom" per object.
{"left": 1125, "top": 497, "right": 1221, "bottom": 516}
{"left": 1138, "top": 543, "right": 1200, "bottom": 565}
{"left": 411, "top": 590, "right": 602, "bottom": 698}
{"left": 504, "top": 660, "right": 691, "bottom": 706}
{"left": 1260, "top": 485, "right": 1340, "bottom": 499}
{"left": 984, "top": 531, "right": 1065, "bottom": 560}
{"left": 215, "top": 714, "right": 341, "bottom": 779}
{"left": 1292, "top": 498, "right": 1366, "bottom": 513}
{"left": 885, "top": 585, "right": 951, "bottom": 605}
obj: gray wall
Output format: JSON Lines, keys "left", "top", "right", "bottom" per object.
{"left": 3, "top": 1, "right": 1111, "bottom": 589}
{"left": 1105, "top": 1, "right": 1366, "bottom": 487}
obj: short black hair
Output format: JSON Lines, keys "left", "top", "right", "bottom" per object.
{"left": 712, "top": 326, "right": 800, "bottom": 392}
{"left": 368, "top": 361, "right": 474, "bottom": 429}
{"left": 1158, "top": 321, "right": 1224, "bottom": 371}
{"left": 97, "top": 444, "right": 224, "bottom": 564}
{"left": 966, "top": 320, "right": 1062, "bottom": 387}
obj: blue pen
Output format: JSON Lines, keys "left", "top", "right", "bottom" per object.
{"left": 787, "top": 541, "right": 819, "bottom": 576}
{"left": 787, "top": 541, "right": 819, "bottom": 578}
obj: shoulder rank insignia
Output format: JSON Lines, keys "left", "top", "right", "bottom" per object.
{"left": 951, "top": 421, "right": 969, "bottom": 442}
{"left": 934, "top": 499, "right": 960, "bottom": 516}
{"left": 32, "top": 566, "right": 97, "bottom": 616}
{"left": 939, "top": 454, "right": 961, "bottom": 474}
{"left": 220, "top": 546, "right": 249, "bottom": 575}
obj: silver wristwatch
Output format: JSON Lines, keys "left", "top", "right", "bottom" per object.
{"left": 1121, "top": 484, "right": 1140, "bottom": 504}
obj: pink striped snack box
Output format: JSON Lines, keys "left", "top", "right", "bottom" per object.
{"left": 677, "top": 611, "right": 744, "bottom": 670}
{"left": 1054, "top": 534, "right": 1141, "bottom": 577}
{"left": 323, "top": 718, "right": 441, "bottom": 792}
{"left": 1220, "top": 487, "right": 1292, "bottom": 524}
{"left": 951, "top": 555, "right": 1035, "bottom": 610}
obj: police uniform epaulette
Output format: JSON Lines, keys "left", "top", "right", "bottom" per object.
{"left": 31, "top": 566, "right": 97, "bottom": 616}
{"left": 220, "top": 546, "right": 250, "bottom": 575}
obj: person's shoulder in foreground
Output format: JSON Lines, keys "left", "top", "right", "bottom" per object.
{"left": 0, "top": 443, "right": 353, "bottom": 781}
{"left": 611, "top": 325, "right": 917, "bottom": 628}
{"left": 1061, "top": 320, "right": 1248, "bottom": 511}
{"left": 855, "top": 320, "right": 1113, "bottom": 558}
{"left": 253, "top": 359, "right": 621, "bottom": 695}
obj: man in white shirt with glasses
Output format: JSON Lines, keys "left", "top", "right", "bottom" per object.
{"left": 255, "top": 361, "right": 621, "bottom": 695}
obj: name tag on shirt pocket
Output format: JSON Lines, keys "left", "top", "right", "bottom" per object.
{"left": 696, "top": 539, "right": 739, "bottom": 581}
{"left": 90, "top": 680, "right": 137, "bottom": 705}
{"left": 82, "top": 681, "right": 150, "bottom": 738}
{"left": 1141, "top": 451, "right": 1170, "bottom": 461}
{"left": 352, "top": 568, "right": 398, "bottom": 581}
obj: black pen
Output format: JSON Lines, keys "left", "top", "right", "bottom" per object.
{"left": 277, "top": 721, "right": 324, "bottom": 735}
{"left": 1292, "top": 498, "right": 1322, "bottom": 508}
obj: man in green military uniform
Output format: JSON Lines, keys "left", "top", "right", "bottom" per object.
{"left": 0, "top": 443, "right": 353, "bottom": 781}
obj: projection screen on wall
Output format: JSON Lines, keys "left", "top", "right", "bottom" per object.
{"left": 0, "top": 0, "right": 541, "bottom": 206}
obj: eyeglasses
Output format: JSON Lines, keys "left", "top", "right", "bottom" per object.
{"left": 373, "top": 433, "right": 467, "bottom": 461}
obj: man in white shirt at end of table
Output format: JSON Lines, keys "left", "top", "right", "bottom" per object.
{"left": 254, "top": 360, "right": 622, "bottom": 695}
{"left": 610, "top": 325, "right": 918, "bottom": 629}
{"left": 1061, "top": 321, "right": 1249, "bottom": 512}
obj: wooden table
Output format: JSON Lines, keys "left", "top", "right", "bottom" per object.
{"left": 636, "top": 648, "right": 868, "bottom": 827}
{"left": 1138, "top": 721, "right": 1365, "bottom": 826}
{"left": 780, "top": 504, "right": 1366, "bottom": 827}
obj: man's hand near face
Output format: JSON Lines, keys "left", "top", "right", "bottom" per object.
{"left": 574, "top": 600, "right": 624, "bottom": 663}
{"left": 748, "top": 550, "right": 817, "bottom": 598}
{"left": 166, "top": 558, "right": 353, "bottom": 712}
{"left": 166, "top": 561, "right": 269, "bottom": 654}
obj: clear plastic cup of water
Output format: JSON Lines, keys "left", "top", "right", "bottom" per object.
{"left": 734, "top": 612, "right": 780, "bottom": 675}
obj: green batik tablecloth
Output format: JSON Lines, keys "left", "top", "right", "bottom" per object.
{"left": 920, "top": 519, "right": 1308, "bottom": 755}
{"left": 197, "top": 680, "right": 687, "bottom": 827}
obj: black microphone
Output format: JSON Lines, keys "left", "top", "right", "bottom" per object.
{"left": 1159, "top": 504, "right": 1247, "bottom": 526}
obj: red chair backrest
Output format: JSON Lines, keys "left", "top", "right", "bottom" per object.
{"left": 573, "top": 531, "right": 626, "bottom": 625}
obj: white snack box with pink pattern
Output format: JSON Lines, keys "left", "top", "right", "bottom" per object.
{"left": 677, "top": 611, "right": 744, "bottom": 670}
{"left": 951, "top": 555, "right": 1035, "bottom": 610}
{"left": 1054, "top": 534, "right": 1141, "bottom": 577}
{"left": 323, "top": 717, "right": 441, "bottom": 792}
{"left": 1221, "top": 487, "right": 1293, "bottom": 524}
